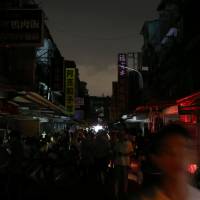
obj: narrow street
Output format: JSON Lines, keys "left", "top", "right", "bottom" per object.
{"left": 1, "top": 0, "right": 200, "bottom": 200}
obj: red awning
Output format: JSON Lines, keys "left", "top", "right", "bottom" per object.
{"left": 177, "top": 92, "right": 200, "bottom": 106}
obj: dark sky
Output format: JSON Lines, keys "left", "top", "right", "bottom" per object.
{"left": 40, "top": 0, "right": 160, "bottom": 96}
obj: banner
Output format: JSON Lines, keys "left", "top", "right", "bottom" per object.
{"left": 65, "top": 68, "right": 76, "bottom": 116}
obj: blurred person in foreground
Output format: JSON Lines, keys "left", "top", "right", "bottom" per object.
{"left": 132, "top": 123, "right": 200, "bottom": 200}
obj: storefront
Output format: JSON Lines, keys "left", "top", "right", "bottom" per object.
{"left": 177, "top": 92, "right": 200, "bottom": 159}
{"left": 0, "top": 91, "right": 71, "bottom": 138}
{"left": 136, "top": 102, "right": 175, "bottom": 134}
{"left": 162, "top": 105, "right": 179, "bottom": 124}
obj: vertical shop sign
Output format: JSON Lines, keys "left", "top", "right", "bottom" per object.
{"left": 65, "top": 68, "right": 75, "bottom": 116}
{"left": 118, "top": 53, "right": 127, "bottom": 79}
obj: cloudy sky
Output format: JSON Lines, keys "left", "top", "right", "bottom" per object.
{"left": 40, "top": 0, "right": 160, "bottom": 96}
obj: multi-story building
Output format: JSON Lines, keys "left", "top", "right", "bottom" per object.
{"left": 109, "top": 52, "right": 145, "bottom": 122}
{"left": 140, "top": 0, "right": 200, "bottom": 102}
{"left": 36, "top": 25, "right": 64, "bottom": 104}
{"left": 0, "top": 0, "right": 89, "bottom": 117}
{"left": 110, "top": 81, "right": 120, "bottom": 122}
{"left": 182, "top": 0, "right": 200, "bottom": 93}
{"left": 0, "top": 0, "right": 43, "bottom": 94}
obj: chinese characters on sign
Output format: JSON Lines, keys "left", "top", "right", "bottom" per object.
{"left": 0, "top": 9, "right": 44, "bottom": 46}
{"left": 65, "top": 68, "right": 76, "bottom": 116}
{"left": 118, "top": 53, "right": 127, "bottom": 79}
{"left": 118, "top": 53, "right": 128, "bottom": 112}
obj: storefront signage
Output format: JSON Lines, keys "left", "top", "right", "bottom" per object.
{"left": 118, "top": 53, "right": 127, "bottom": 79}
{"left": 65, "top": 68, "right": 76, "bottom": 116}
{"left": 0, "top": 9, "right": 44, "bottom": 46}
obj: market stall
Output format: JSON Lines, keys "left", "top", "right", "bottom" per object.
{"left": 177, "top": 92, "right": 200, "bottom": 159}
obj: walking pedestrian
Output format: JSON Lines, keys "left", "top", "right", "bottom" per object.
{"left": 133, "top": 123, "right": 200, "bottom": 200}
{"left": 114, "top": 129, "right": 134, "bottom": 199}
{"left": 94, "top": 130, "right": 110, "bottom": 185}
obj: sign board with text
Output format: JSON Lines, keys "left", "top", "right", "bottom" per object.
{"left": 65, "top": 68, "right": 76, "bottom": 116}
{"left": 0, "top": 9, "right": 44, "bottom": 46}
{"left": 118, "top": 53, "right": 127, "bottom": 79}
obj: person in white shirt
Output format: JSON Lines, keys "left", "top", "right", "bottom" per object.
{"left": 136, "top": 123, "right": 200, "bottom": 200}
{"left": 114, "top": 130, "right": 134, "bottom": 199}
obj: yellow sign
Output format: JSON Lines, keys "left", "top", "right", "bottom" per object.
{"left": 65, "top": 68, "right": 76, "bottom": 116}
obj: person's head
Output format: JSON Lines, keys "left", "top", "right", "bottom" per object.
{"left": 119, "top": 129, "right": 128, "bottom": 141}
{"left": 150, "top": 123, "right": 195, "bottom": 182}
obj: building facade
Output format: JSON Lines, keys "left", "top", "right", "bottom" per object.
{"left": 140, "top": 0, "right": 200, "bottom": 103}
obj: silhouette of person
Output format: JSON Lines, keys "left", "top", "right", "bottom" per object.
{"left": 133, "top": 123, "right": 200, "bottom": 200}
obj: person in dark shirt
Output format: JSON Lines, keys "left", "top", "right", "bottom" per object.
{"left": 8, "top": 130, "right": 24, "bottom": 200}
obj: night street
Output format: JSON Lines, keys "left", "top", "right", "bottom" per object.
{"left": 1, "top": 0, "right": 200, "bottom": 200}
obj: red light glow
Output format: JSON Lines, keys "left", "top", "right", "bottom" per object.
{"left": 187, "top": 164, "right": 198, "bottom": 174}
{"left": 177, "top": 92, "right": 200, "bottom": 105}
{"left": 180, "top": 115, "right": 197, "bottom": 124}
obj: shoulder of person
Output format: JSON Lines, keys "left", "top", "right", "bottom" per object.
{"left": 188, "top": 185, "right": 200, "bottom": 199}
{"left": 129, "top": 187, "right": 156, "bottom": 200}
{"left": 127, "top": 140, "right": 133, "bottom": 146}
{"left": 126, "top": 139, "right": 132, "bottom": 143}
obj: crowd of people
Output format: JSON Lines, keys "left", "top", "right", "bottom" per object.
{"left": 70, "top": 128, "right": 137, "bottom": 197}
{"left": 0, "top": 127, "right": 143, "bottom": 199}
{"left": 1, "top": 123, "right": 200, "bottom": 200}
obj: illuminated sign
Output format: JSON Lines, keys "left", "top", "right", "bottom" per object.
{"left": 65, "top": 68, "right": 76, "bottom": 116}
{"left": 0, "top": 9, "right": 44, "bottom": 46}
{"left": 118, "top": 53, "right": 127, "bottom": 78}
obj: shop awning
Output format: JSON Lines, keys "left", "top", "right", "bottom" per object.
{"left": 14, "top": 91, "right": 67, "bottom": 115}
{"left": 26, "top": 92, "right": 66, "bottom": 114}
{"left": 176, "top": 92, "right": 200, "bottom": 115}
{"left": 177, "top": 92, "right": 200, "bottom": 107}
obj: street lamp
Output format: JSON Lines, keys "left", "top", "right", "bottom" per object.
{"left": 119, "top": 66, "right": 144, "bottom": 89}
